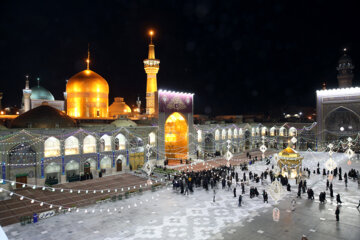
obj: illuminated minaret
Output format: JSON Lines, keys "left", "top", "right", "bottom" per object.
{"left": 337, "top": 48, "right": 354, "bottom": 88}
{"left": 143, "top": 30, "right": 160, "bottom": 115}
{"left": 23, "top": 75, "right": 32, "bottom": 112}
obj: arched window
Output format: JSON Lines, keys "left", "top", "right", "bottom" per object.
{"left": 64, "top": 136, "right": 79, "bottom": 155}
{"left": 149, "top": 132, "right": 156, "bottom": 146}
{"left": 239, "top": 128, "right": 243, "bottom": 137}
{"left": 100, "top": 134, "right": 111, "bottom": 151}
{"left": 252, "top": 128, "right": 255, "bottom": 137}
{"left": 227, "top": 129, "right": 232, "bottom": 139}
{"left": 215, "top": 129, "right": 220, "bottom": 141}
{"left": 289, "top": 127, "right": 297, "bottom": 137}
{"left": 100, "top": 157, "right": 112, "bottom": 169}
{"left": 233, "top": 129, "right": 238, "bottom": 138}
{"left": 197, "top": 130, "right": 202, "bottom": 143}
{"left": 115, "top": 133, "right": 126, "bottom": 150}
{"left": 279, "top": 127, "right": 287, "bottom": 137}
{"left": 256, "top": 127, "right": 260, "bottom": 136}
{"left": 83, "top": 135, "right": 96, "bottom": 153}
{"left": 261, "top": 127, "right": 268, "bottom": 136}
{"left": 270, "top": 127, "right": 276, "bottom": 136}
{"left": 221, "top": 129, "right": 226, "bottom": 140}
{"left": 44, "top": 137, "right": 60, "bottom": 157}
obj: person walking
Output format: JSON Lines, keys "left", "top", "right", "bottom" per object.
{"left": 213, "top": 189, "right": 216, "bottom": 202}
{"left": 326, "top": 179, "right": 329, "bottom": 190}
{"left": 336, "top": 194, "right": 342, "bottom": 204}
{"left": 233, "top": 187, "right": 237, "bottom": 198}
{"left": 345, "top": 177, "right": 348, "bottom": 188}
{"left": 335, "top": 206, "right": 340, "bottom": 222}
{"left": 238, "top": 195, "right": 242, "bottom": 207}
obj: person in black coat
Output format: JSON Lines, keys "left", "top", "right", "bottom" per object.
{"left": 233, "top": 187, "right": 237, "bottom": 198}
{"left": 335, "top": 206, "right": 340, "bottom": 221}
{"left": 336, "top": 194, "right": 342, "bottom": 204}
{"left": 238, "top": 195, "right": 242, "bottom": 206}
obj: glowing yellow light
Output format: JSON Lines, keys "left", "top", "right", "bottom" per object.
{"left": 165, "top": 112, "right": 188, "bottom": 163}
{"left": 0, "top": 111, "right": 4, "bottom": 115}
{"left": 149, "top": 30, "right": 154, "bottom": 36}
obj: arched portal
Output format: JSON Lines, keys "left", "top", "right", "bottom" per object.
{"left": 65, "top": 160, "right": 79, "bottom": 182}
{"left": 325, "top": 106, "right": 360, "bottom": 140}
{"left": 116, "top": 155, "right": 126, "bottom": 172}
{"left": 45, "top": 163, "right": 60, "bottom": 185}
{"left": 100, "top": 156, "right": 112, "bottom": 174}
{"left": 9, "top": 143, "right": 36, "bottom": 188}
{"left": 204, "top": 133, "right": 215, "bottom": 157}
{"left": 165, "top": 112, "right": 188, "bottom": 164}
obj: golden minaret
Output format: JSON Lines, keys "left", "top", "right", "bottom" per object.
{"left": 144, "top": 30, "right": 160, "bottom": 115}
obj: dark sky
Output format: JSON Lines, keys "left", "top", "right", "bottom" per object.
{"left": 1, "top": 0, "right": 359, "bottom": 116}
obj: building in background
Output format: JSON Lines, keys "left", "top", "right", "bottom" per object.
{"left": 316, "top": 49, "right": 360, "bottom": 145}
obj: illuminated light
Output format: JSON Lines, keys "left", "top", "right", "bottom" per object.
{"left": 20, "top": 196, "right": 24, "bottom": 200}
{"left": 40, "top": 202, "right": 44, "bottom": 206}
{"left": 32, "top": 185, "right": 36, "bottom": 189}
{"left": 31, "top": 199, "right": 34, "bottom": 204}
{"left": 50, "top": 205, "right": 53, "bottom": 209}
{"left": 340, "top": 127, "right": 344, "bottom": 132}
{"left": 10, "top": 192, "right": 13, "bottom": 196}
{"left": 165, "top": 112, "right": 188, "bottom": 163}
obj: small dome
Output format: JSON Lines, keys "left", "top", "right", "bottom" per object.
{"left": 109, "top": 97, "right": 131, "bottom": 117}
{"left": 30, "top": 85, "right": 55, "bottom": 101}
{"left": 111, "top": 119, "right": 137, "bottom": 127}
{"left": 11, "top": 104, "right": 76, "bottom": 128}
{"left": 278, "top": 147, "right": 300, "bottom": 158}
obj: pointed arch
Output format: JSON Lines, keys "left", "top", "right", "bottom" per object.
{"left": 44, "top": 137, "right": 60, "bottom": 157}
{"left": 83, "top": 135, "right": 96, "bottom": 153}
{"left": 64, "top": 136, "right": 79, "bottom": 155}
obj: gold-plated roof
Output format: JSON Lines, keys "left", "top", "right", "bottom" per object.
{"left": 279, "top": 146, "right": 299, "bottom": 157}
{"left": 67, "top": 70, "right": 109, "bottom": 93}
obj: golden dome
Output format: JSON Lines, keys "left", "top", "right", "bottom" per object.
{"left": 66, "top": 69, "right": 109, "bottom": 118}
{"left": 109, "top": 97, "right": 131, "bottom": 118}
{"left": 278, "top": 146, "right": 302, "bottom": 159}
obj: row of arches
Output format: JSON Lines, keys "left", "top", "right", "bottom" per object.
{"left": 197, "top": 126, "right": 297, "bottom": 142}
{"left": 44, "top": 155, "right": 126, "bottom": 181}
{"left": 44, "top": 132, "right": 156, "bottom": 158}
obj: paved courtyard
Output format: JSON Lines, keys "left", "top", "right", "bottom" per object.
{"left": 3, "top": 151, "right": 360, "bottom": 240}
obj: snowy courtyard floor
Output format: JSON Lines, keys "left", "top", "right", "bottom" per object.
{"left": 3, "top": 151, "right": 360, "bottom": 240}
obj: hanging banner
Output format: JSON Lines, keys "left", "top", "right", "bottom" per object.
{"left": 2, "top": 162, "right": 5, "bottom": 184}
{"left": 62, "top": 156, "right": 65, "bottom": 175}
{"left": 41, "top": 158, "right": 44, "bottom": 178}
{"left": 97, "top": 153, "right": 100, "bottom": 170}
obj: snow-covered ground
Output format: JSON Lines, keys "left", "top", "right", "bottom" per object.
{"left": 3, "top": 151, "right": 360, "bottom": 240}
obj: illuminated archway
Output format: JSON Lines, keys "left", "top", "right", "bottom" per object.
{"left": 165, "top": 112, "right": 188, "bottom": 163}
{"left": 44, "top": 137, "right": 60, "bottom": 158}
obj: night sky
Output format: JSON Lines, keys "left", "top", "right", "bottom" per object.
{"left": 1, "top": 0, "right": 359, "bottom": 116}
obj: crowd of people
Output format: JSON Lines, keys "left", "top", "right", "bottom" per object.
{"left": 169, "top": 153, "right": 360, "bottom": 225}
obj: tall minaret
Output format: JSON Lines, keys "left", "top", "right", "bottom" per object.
{"left": 143, "top": 30, "right": 160, "bottom": 115}
{"left": 23, "top": 75, "right": 32, "bottom": 112}
{"left": 337, "top": 48, "right": 354, "bottom": 88}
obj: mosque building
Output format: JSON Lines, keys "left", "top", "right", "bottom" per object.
{"left": 22, "top": 76, "right": 64, "bottom": 112}
{"left": 3, "top": 31, "right": 354, "bottom": 190}
{"left": 316, "top": 48, "right": 360, "bottom": 146}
